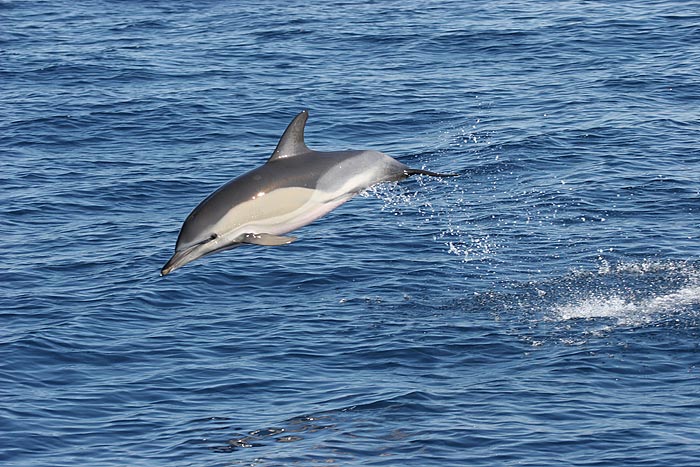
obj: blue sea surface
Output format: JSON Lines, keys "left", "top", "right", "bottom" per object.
{"left": 2, "top": 1, "right": 700, "bottom": 465}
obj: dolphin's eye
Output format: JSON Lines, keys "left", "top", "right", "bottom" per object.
{"left": 209, "top": 233, "right": 218, "bottom": 241}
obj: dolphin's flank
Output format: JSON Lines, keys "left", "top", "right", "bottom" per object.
{"left": 161, "top": 110, "right": 457, "bottom": 276}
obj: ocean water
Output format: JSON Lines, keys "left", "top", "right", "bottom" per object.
{"left": 2, "top": 0, "right": 700, "bottom": 465}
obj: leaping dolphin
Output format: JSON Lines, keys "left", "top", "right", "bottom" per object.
{"left": 161, "top": 110, "right": 456, "bottom": 276}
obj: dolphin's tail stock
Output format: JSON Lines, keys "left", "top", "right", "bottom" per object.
{"left": 403, "top": 168, "right": 460, "bottom": 178}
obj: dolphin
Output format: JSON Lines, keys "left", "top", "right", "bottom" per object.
{"left": 161, "top": 110, "right": 456, "bottom": 276}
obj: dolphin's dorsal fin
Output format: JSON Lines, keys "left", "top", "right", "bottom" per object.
{"left": 268, "top": 110, "right": 311, "bottom": 162}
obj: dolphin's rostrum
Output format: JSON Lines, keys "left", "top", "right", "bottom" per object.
{"left": 161, "top": 110, "right": 456, "bottom": 276}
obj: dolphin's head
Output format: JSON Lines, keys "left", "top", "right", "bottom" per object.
{"left": 161, "top": 206, "right": 240, "bottom": 276}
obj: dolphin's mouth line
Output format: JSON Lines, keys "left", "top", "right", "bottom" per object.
{"left": 206, "top": 238, "right": 244, "bottom": 256}
{"left": 161, "top": 235, "right": 244, "bottom": 276}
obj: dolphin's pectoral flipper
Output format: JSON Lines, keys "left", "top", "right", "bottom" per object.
{"left": 404, "top": 168, "right": 460, "bottom": 178}
{"left": 242, "top": 233, "right": 297, "bottom": 246}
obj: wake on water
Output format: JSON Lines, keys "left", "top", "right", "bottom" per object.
{"left": 444, "top": 189, "right": 694, "bottom": 333}
{"left": 361, "top": 120, "right": 700, "bottom": 344}
{"left": 491, "top": 259, "right": 700, "bottom": 347}
{"left": 551, "top": 260, "right": 700, "bottom": 327}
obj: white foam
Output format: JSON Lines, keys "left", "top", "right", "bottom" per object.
{"left": 551, "top": 270, "right": 700, "bottom": 326}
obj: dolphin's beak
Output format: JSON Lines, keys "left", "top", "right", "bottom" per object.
{"left": 160, "top": 244, "right": 203, "bottom": 276}
{"left": 160, "top": 250, "right": 187, "bottom": 276}
{"left": 160, "top": 240, "right": 242, "bottom": 276}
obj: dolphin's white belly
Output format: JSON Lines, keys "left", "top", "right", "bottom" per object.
{"left": 214, "top": 162, "right": 390, "bottom": 240}
{"left": 214, "top": 185, "right": 357, "bottom": 240}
